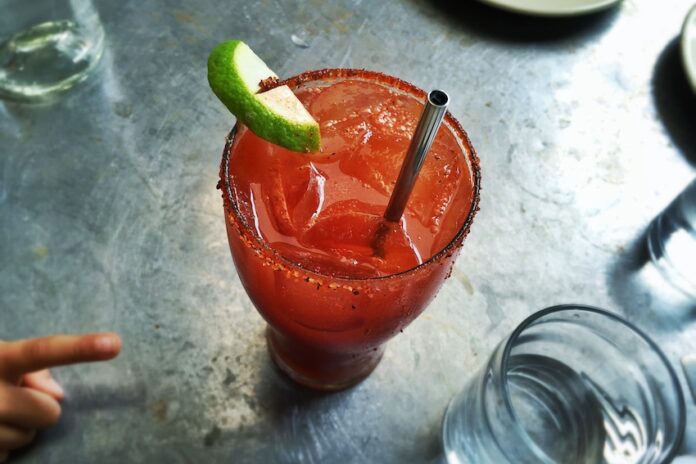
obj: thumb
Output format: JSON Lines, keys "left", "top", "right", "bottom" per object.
{"left": 22, "top": 369, "right": 65, "bottom": 401}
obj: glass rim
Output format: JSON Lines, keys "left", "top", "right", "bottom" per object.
{"left": 219, "top": 68, "right": 482, "bottom": 283}
{"left": 498, "top": 303, "right": 686, "bottom": 462}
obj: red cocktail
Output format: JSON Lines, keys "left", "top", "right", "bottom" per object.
{"left": 220, "top": 69, "right": 480, "bottom": 390}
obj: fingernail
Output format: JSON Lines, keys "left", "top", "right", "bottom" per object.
{"left": 94, "top": 335, "right": 120, "bottom": 355}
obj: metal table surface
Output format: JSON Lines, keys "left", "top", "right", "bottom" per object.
{"left": 1, "top": 0, "right": 695, "bottom": 462}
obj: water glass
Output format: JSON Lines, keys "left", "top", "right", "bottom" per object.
{"left": 0, "top": 0, "right": 104, "bottom": 102}
{"left": 442, "top": 305, "right": 685, "bottom": 464}
{"left": 647, "top": 179, "right": 696, "bottom": 296}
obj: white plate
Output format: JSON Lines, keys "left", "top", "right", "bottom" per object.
{"left": 682, "top": 4, "right": 696, "bottom": 93}
{"left": 476, "top": 0, "right": 622, "bottom": 17}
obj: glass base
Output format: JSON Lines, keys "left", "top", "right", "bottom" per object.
{"left": 647, "top": 213, "right": 696, "bottom": 297}
{"left": 0, "top": 21, "right": 104, "bottom": 102}
{"left": 266, "top": 327, "right": 384, "bottom": 391}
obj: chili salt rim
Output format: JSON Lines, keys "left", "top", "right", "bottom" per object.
{"left": 219, "top": 68, "right": 481, "bottom": 284}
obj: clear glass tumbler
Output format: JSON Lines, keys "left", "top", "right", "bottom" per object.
{"left": 442, "top": 304, "right": 685, "bottom": 464}
{"left": 647, "top": 179, "right": 696, "bottom": 296}
{"left": 0, "top": 0, "right": 104, "bottom": 102}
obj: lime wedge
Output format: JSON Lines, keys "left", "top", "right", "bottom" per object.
{"left": 207, "top": 40, "right": 320, "bottom": 153}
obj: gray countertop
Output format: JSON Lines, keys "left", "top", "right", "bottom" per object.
{"left": 1, "top": 0, "right": 695, "bottom": 462}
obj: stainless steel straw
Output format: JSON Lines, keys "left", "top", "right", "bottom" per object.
{"left": 383, "top": 89, "right": 450, "bottom": 222}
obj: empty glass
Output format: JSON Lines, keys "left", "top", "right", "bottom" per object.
{"left": 442, "top": 305, "right": 685, "bottom": 464}
{"left": 0, "top": 0, "right": 104, "bottom": 102}
{"left": 647, "top": 179, "right": 696, "bottom": 296}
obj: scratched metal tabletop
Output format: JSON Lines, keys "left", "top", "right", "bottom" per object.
{"left": 1, "top": 0, "right": 695, "bottom": 462}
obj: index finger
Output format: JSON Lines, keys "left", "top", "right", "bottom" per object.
{"left": 0, "top": 333, "right": 121, "bottom": 380}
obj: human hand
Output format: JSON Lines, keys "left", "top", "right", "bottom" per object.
{"left": 0, "top": 333, "right": 121, "bottom": 461}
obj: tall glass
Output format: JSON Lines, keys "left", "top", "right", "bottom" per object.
{"left": 0, "top": 0, "right": 104, "bottom": 102}
{"left": 220, "top": 69, "right": 481, "bottom": 390}
{"left": 647, "top": 178, "right": 696, "bottom": 296}
{"left": 442, "top": 305, "right": 685, "bottom": 464}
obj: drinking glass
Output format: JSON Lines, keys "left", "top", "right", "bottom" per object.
{"left": 442, "top": 304, "right": 685, "bottom": 464}
{"left": 647, "top": 178, "right": 696, "bottom": 296}
{"left": 219, "top": 69, "right": 481, "bottom": 390}
{"left": 0, "top": 0, "right": 104, "bottom": 102}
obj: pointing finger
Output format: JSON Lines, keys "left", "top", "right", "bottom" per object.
{"left": 0, "top": 333, "right": 121, "bottom": 380}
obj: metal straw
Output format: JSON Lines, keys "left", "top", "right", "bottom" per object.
{"left": 383, "top": 89, "right": 450, "bottom": 222}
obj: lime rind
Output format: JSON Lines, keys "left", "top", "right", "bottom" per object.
{"left": 207, "top": 40, "right": 320, "bottom": 153}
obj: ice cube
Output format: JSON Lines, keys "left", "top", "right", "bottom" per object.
{"left": 339, "top": 131, "right": 410, "bottom": 196}
{"left": 264, "top": 160, "right": 295, "bottom": 236}
{"left": 290, "top": 164, "right": 325, "bottom": 230}
{"left": 339, "top": 121, "right": 465, "bottom": 232}
{"left": 408, "top": 129, "right": 465, "bottom": 231}
{"left": 263, "top": 156, "right": 326, "bottom": 236}
{"left": 308, "top": 80, "right": 395, "bottom": 125}
{"left": 333, "top": 91, "right": 425, "bottom": 198}
{"left": 271, "top": 241, "right": 382, "bottom": 279}
{"left": 301, "top": 200, "right": 422, "bottom": 274}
